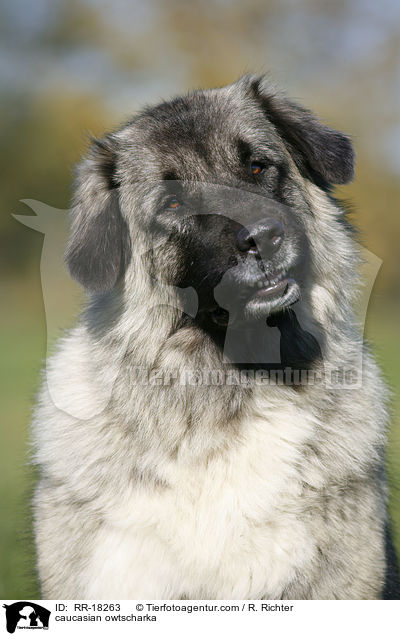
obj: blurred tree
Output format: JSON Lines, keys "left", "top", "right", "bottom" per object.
{"left": 0, "top": 90, "right": 111, "bottom": 272}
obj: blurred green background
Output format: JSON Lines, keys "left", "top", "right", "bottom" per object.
{"left": 1, "top": 0, "right": 399, "bottom": 599}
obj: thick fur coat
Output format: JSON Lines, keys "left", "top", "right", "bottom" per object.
{"left": 32, "top": 75, "right": 399, "bottom": 599}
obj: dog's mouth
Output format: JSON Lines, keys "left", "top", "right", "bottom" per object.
{"left": 246, "top": 270, "right": 300, "bottom": 310}
{"left": 209, "top": 269, "right": 301, "bottom": 327}
{"left": 249, "top": 270, "right": 291, "bottom": 297}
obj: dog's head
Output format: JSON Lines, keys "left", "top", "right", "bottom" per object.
{"left": 66, "top": 75, "right": 355, "bottom": 336}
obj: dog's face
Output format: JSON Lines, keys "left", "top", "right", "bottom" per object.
{"left": 67, "top": 75, "right": 354, "bottom": 333}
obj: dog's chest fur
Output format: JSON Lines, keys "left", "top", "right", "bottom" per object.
{"left": 81, "top": 394, "right": 318, "bottom": 599}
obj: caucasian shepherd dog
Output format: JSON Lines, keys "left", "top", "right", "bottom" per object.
{"left": 32, "top": 75, "right": 399, "bottom": 599}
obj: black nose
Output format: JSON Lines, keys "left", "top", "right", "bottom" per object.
{"left": 236, "top": 218, "right": 285, "bottom": 256}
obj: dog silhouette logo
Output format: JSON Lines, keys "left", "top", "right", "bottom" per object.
{"left": 2, "top": 602, "right": 50, "bottom": 633}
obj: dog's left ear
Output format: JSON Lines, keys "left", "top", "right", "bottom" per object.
{"left": 66, "top": 134, "right": 130, "bottom": 293}
{"left": 248, "top": 76, "right": 355, "bottom": 185}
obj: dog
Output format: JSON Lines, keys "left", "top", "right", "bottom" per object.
{"left": 32, "top": 75, "right": 399, "bottom": 599}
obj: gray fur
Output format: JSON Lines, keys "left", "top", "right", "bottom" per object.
{"left": 32, "top": 75, "right": 397, "bottom": 599}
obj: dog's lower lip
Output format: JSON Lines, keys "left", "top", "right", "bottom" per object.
{"left": 254, "top": 277, "right": 290, "bottom": 299}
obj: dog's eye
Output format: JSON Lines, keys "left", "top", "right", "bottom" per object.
{"left": 166, "top": 196, "right": 181, "bottom": 210}
{"left": 250, "top": 161, "right": 265, "bottom": 176}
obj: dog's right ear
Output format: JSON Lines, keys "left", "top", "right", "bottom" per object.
{"left": 243, "top": 75, "right": 355, "bottom": 187}
{"left": 66, "top": 135, "right": 130, "bottom": 293}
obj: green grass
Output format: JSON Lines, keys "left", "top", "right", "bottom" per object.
{"left": 0, "top": 280, "right": 45, "bottom": 598}
{"left": 365, "top": 299, "right": 400, "bottom": 550}
{"left": 0, "top": 276, "right": 399, "bottom": 599}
